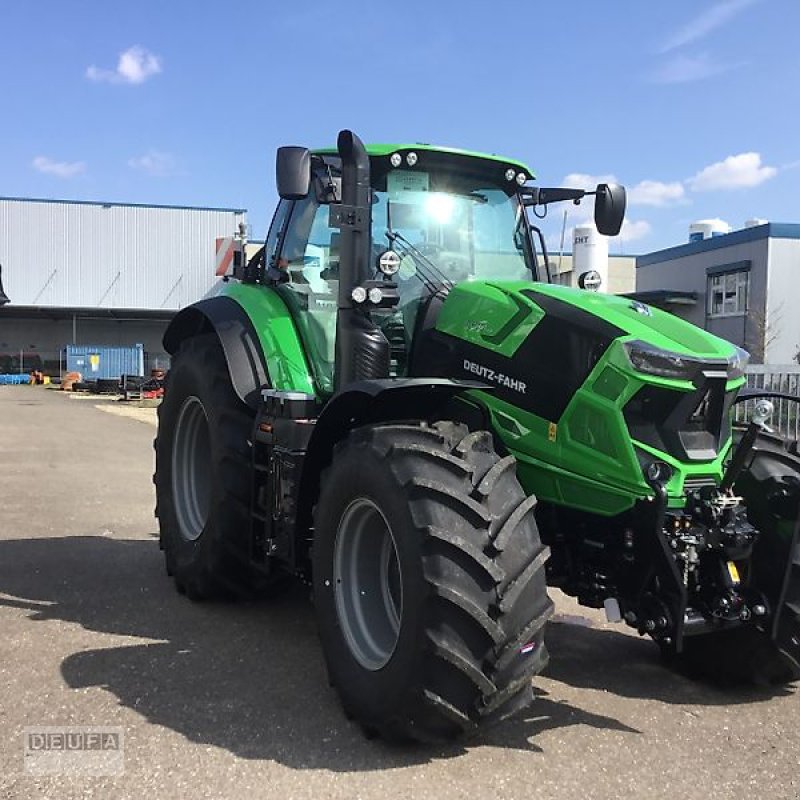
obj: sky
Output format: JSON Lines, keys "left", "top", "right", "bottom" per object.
{"left": 1, "top": 0, "right": 798, "bottom": 255}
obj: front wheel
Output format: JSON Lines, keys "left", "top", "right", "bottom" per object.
{"left": 312, "top": 421, "right": 554, "bottom": 742}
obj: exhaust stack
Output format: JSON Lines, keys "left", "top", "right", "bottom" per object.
{"left": 333, "top": 130, "right": 390, "bottom": 390}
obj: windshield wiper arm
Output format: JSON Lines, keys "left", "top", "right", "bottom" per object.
{"left": 389, "top": 231, "right": 454, "bottom": 290}
{"left": 384, "top": 200, "right": 452, "bottom": 290}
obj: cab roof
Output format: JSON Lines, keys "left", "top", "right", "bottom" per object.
{"left": 312, "top": 143, "right": 535, "bottom": 179}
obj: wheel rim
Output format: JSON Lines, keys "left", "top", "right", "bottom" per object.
{"left": 171, "top": 395, "right": 212, "bottom": 542}
{"left": 333, "top": 498, "right": 403, "bottom": 671}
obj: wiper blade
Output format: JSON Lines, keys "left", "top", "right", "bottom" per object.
{"left": 388, "top": 230, "right": 453, "bottom": 291}
{"left": 384, "top": 198, "right": 452, "bottom": 291}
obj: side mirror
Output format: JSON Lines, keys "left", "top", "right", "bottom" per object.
{"left": 594, "top": 183, "right": 626, "bottom": 236}
{"left": 276, "top": 146, "right": 311, "bottom": 200}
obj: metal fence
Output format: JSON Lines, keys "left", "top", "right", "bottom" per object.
{"left": 734, "top": 365, "right": 800, "bottom": 441}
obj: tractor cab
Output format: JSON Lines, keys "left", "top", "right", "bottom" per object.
{"left": 265, "top": 145, "right": 551, "bottom": 394}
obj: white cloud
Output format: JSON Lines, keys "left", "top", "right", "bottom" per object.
{"left": 660, "top": 0, "right": 758, "bottom": 53}
{"left": 562, "top": 172, "right": 617, "bottom": 190}
{"left": 86, "top": 45, "right": 162, "bottom": 85}
{"left": 128, "top": 150, "right": 175, "bottom": 177}
{"left": 628, "top": 179, "right": 685, "bottom": 206}
{"left": 688, "top": 152, "right": 777, "bottom": 191}
{"left": 651, "top": 52, "right": 743, "bottom": 84}
{"left": 616, "top": 219, "right": 652, "bottom": 243}
{"left": 32, "top": 156, "right": 86, "bottom": 178}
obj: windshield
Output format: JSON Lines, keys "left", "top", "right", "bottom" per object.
{"left": 371, "top": 170, "right": 534, "bottom": 288}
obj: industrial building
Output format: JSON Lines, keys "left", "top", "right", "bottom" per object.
{"left": 0, "top": 197, "right": 245, "bottom": 374}
{"left": 635, "top": 222, "right": 800, "bottom": 364}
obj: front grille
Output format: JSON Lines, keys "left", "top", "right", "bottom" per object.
{"left": 684, "top": 475, "right": 717, "bottom": 492}
{"left": 624, "top": 379, "right": 735, "bottom": 462}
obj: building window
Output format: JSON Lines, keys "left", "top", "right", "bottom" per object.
{"left": 708, "top": 271, "right": 749, "bottom": 317}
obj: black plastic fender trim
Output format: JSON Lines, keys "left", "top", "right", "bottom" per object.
{"left": 163, "top": 297, "right": 269, "bottom": 409}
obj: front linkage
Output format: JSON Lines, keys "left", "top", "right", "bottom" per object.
{"left": 623, "top": 394, "right": 800, "bottom": 680}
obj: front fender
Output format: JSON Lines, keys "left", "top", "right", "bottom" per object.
{"left": 296, "top": 378, "right": 489, "bottom": 534}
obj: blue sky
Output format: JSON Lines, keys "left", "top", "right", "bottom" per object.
{"left": 1, "top": 0, "right": 798, "bottom": 254}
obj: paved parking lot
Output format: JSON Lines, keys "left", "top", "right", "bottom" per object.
{"left": 1, "top": 386, "right": 799, "bottom": 799}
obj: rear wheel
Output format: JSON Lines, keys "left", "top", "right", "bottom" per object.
{"left": 313, "top": 421, "right": 554, "bottom": 742}
{"left": 154, "top": 333, "right": 273, "bottom": 600}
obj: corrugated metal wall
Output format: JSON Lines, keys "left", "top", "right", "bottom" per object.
{"left": 0, "top": 198, "right": 245, "bottom": 310}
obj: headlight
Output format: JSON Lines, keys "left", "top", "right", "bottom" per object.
{"left": 623, "top": 340, "right": 701, "bottom": 380}
{"left": 623, "top": 340, "right": 750, "bottom": 381}
{"left": 727, "top": 346, "right": 750, "bottom": 380}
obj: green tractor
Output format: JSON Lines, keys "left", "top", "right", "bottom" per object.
{"left": 155, "top": 130, "right": 800, "bottom": 743}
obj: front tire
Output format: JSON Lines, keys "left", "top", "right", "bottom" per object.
{"left": 154, "top": 333, "right": 268, "bottom": 600}
{"left": 313, "top": 421, "right": 554, "bottom": 742}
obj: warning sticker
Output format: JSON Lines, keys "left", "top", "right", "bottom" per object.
{"left": 388, "top": 170, "right": 429, "bottom": 199}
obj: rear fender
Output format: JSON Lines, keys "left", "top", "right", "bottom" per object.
{"left": 164, "top": 297, "right": 270, "bottom": 409}
{"left": 164, "top": 289, "right": 316, "bottom": 409}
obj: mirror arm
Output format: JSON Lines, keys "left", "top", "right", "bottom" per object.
{"left": 521, "top": 187, "right": 588, "bottom": 207}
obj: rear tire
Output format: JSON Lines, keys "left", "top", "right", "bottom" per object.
{"left": 154, "top": 333, "right": 273, "bottom": 600}
{"left": 313, "top": 421, "right": 554, "bottom": 742}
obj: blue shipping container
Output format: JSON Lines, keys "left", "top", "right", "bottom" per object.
{"left": 66, "top": 344, "right": 144, "bottom": 380}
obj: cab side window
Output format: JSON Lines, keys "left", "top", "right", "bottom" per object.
{"left": 273, "top": 188, "right": 340, "bottom": 394}
{"left": 280, "top": 196, "right": 339, "bottom": 291}
{"left": 264, "top": 199, "right": 293, "bottom": 271}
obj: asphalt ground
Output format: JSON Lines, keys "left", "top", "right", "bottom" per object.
{"left": 1, "top": 385, "right": 799, "bottom": 799}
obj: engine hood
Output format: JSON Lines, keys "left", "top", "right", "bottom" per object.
{"left": 520, "top": 284, "right": 735, "bottom": 360}
{"left": 518, "top": 283, "right": 737, "bottom": 361}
